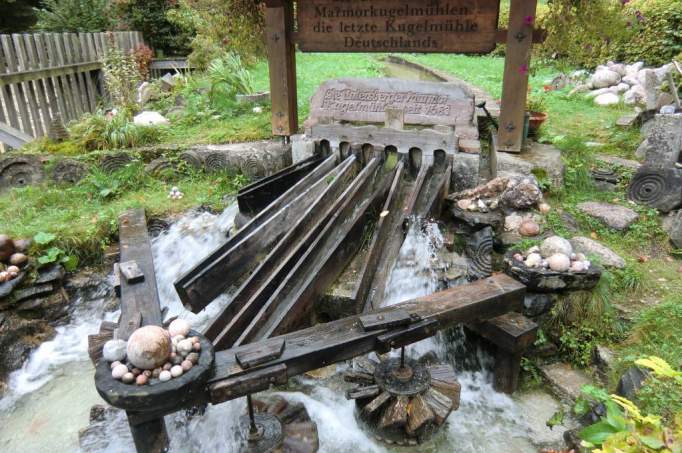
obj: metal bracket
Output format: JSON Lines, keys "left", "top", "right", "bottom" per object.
{"left": 359, "top": 309, "right": 419, "bottom": 331}
{"left": 375, "top": 319, "right": 439, "bottom": 353}
{"left": 515, "top": 31, "right": 527, "bottom": 42}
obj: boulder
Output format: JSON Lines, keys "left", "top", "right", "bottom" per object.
{"left": 624, "top": 84, "right": 646, "bottom": 105}
{"left": 133, "top": 111, "right": 170, "bottom": 127}
{"left": 576, "top": 202, "right": 639, "bottom": 231}
{"left": 625, "top": 61, "right": 644, "bottom": 77}
{"left": 616, "top": 367, "right": 648, "bottom": 400}
{"left": 570, "top": 236, "right": 625, "bottom": 268}
{"left": 590, "top": 69, "right": 621, "bottom": 89}
{"left": 540, "top": 236, "right": 573, "bottom": 258}
{"left": 662, "top": 210, "right": 682, "bottom": 248}
{"left": 523, "top": 292, "right": 557, "bottom": 317}
{"left": 641, "top": 69, "right": 659, "bottom": 111}
{"left": 500, "top": 179, "right": 543, "bottom": 209}
{"left": 585, "top": 87, "right": 614, "bottom": 98}
{"left": 607, "top": 62, "right": 626, "bottom": 77}
{"left": 614, "top": 83, "right": 630, "bottom": 94}
{"left": 635, "top": 113, "right": 682, "bottom": 164}
{"left": 621, "top": 75, "right": 639, "bottom": 86}
{"left": 594, "top": 92, "right": 620, "bottom": 106}
{"left": 541, "top": 362, "right": 594, "bottom": 402}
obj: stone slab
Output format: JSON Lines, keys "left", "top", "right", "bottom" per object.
{"left": 308, "top": 78, "right": 475, "bottom": 128}
{"left": 570, "top": 236, "right": 626, "bottom": 268}
{"left": 541, "top": 362, "right": 593, "bottom": 403}
{"left": 577, "top": 202, "right": 639, "bottom": 231}
{"left": 595, "top": 154, "right": 641, "bottom": 171}
{"left": 635, "top": 113, "right": 682, "bottom": 164}
{"left": 663, "top": 209, "right": 682, "bottom": 248}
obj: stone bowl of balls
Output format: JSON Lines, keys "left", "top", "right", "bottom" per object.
{"left": 504, "top": 236, "right": 602, "bottom": 292}
{"left": 95, "top": 319, "right": 214, "bottom": 413}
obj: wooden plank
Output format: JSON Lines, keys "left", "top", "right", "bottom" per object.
{"left": 78, "top": 33, "right": 97, "bottom": 111}
{"left": 493, "top": 351, "right": 523, "bottom": 394}
{"left": 59, "top": 33, "right": 84, "bottom": 118}
{"left": 0, "top": 61, "right": 102, "bottom": 85}
{"left": 68, "top": 33, "right": 90, "bottom": 113}
{"left": 207, "top": 273, "right": 525, "bottom": 404}
{"left": 13, "top": 34, "right": 44, "bottom": 136}
{"left": 295, "top": 0, "right": 500, "bottom": 54}
{"left": 235, "top": 338, "right": 285, "bottom": 369}
{"left": 497, "top": 0, "right": 538, "bottom": 153}
{"left": 34, "top": 33, "right": 64, "bottom": 126}
{"left": 117, "top": 209, "right": 163, "bottom": 339}
{"left": 468, "top": 312, "right": 538, "bottom": 353}
{"left": 264, "top": 0, "right": 298, "bottom": 136}
{"left": 1, "top": 35, "right": 33, "bottom": 136}
{"left": 359, "top": 309, "right": 413, "bottom": 331}
{"left": 50, "top": 33, "right": 77, "bottom": 121}
{"left": 0, "top": 38, "right": 18, "bottom": 130}
{"left": 22, "top": 34, "right": 50, "bottom": 136}
{"left": 0, "top": 121, "right": 32, "bottom": 148}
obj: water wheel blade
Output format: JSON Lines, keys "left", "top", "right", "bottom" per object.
{"left": 428, "top": 364, "right": 461, "bottom": 410}
{"left": 362, "top": 391, "right": 391, "bottom": 417}
{"left": 407, "top": 394, "right": 435, "bottom": 435}
{"left": 265, "top": 396, "right": 288, "bottom": 415}
{"left": 423, "top": 388, "right": 453, "bottom": 425}
{"left": 278, "top": 402, "right": 310, "bottom": 424}
{"left": 379, "top": 395, "right": 409, "bottom": 429}
{"left": 343, "top": 371, "right": 374, "bottom": 385}
{"left": 282, "top": 421, "right": 319, "bottom": 453}
{"left": 346, "top": 385, "right": 380, "bottom": 400}
{"left": 352, "top": 356, "right": 379, "bottom": 375}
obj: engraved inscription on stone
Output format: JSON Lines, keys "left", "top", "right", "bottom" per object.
{"left": 308, "top": 78, "right": 475, "bottom": 128}
{"left": 297, "top": 0, "right": 500, "bottom": 53}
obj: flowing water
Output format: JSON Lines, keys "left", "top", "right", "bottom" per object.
{"left": 0, "top": 207, "right": 547, "bottom": 452}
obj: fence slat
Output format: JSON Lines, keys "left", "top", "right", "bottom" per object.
{"left": 13, "top": 34, "right": 44, "bottom": 136}
{"left": 59, "top": 33, "right": 84, "bottom": 118}
{"left": 50, "top": 33, "right": 77, "bottom": 121}
{"left": 23, "top": 34, "right": 51, "bottom": 136}
{"left": 70, "top": 33, "right": 91, "bottom": 113}
{"left": 2, "top": 35, "right": 33, "bottom": 136}
{"left": 35, "top": 33, "right": 66, "bottom": 124}
{"left": 78, "top": 33, "right": 97, "bottom": 111}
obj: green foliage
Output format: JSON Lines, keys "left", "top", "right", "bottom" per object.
{"left": 0, "top": 0, "right": 39, "bottom": 33}
{"left": 208, "top": 53, "right": 255, "bottom": 97}
{"left": 576, "top": 359, "right": 682, "bottom": 452}
{"left": 33, "top": 232, "right": 78, "bottom": 271}
{"left": 102, "top": 40, "right": 141, "bottom": 112}
{"left": 167, "top": 0, "right": 265, "bottom": 69}
{"left": 620, "top": 0, "right": 682, "bottom": 67}
{"left": 68, "top": 112, "right": 162, "bottom": 151}
{"left": 112, "top": 0, "right": 192, "bottom": 57}
{"left": 526, "top": 93, "right": 547, "bottom": 113}
{"left": 35, "top": 0, "right": 111, "bottom": 32}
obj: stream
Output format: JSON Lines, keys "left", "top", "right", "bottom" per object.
{"left": 0, "top": 205, "right": 560, "bottom": 452}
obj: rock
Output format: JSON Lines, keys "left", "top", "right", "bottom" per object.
{"left": 458, "top": 199, "right": 473, "bottom": 210}
{"left": 570, "top": 237, "right": 625, "bottom": 268}
{"left": 621, "top": 75, "right": 639, "bottom": 86}
{"left": 504, "top": 213, "right": 523, "bottom": 231}
{"left": 135, "top": 374, "right": 148, "bottom": 385}
{"left": 102, "top": 339, "right": 127, "bottom": 362}
{"left": 595, "top": 154, "right": 641, "bottom": 171}
{"left": 594, "top": 92, "right": 620, "bottom": 106}
{"left": 614, "top": 82, "right": 629, "bottom": 94}
{"left": 170, "top": 365, "right": 183, "bottom": 378}
{"left": 657, "top": 92, "right": 674, "bottom": 110}
{"left": 159, "top": 73, "right": 177, "bottom": 92}
{"left": 36, "top": 264, "right": 66, "bottom": 284}
{"left": 159, "top": 370, "right": 172, "bottom": 382}
{"left": 541, "top": 362, "right": 593, "bottom": 402}
{"left": 594, "top": 345, "right": 615, "bottom": 378}
{"left": 291, "top": 134, "right": 316, "bottom": 163}
{"left": 137, "top": 82, "right": 153, "bottom": 106}
{"left": 585, "top": 87, "right": 614, "bottom": 98}
{"left": 540, "top": 236, "right": 573, "bottom": 258}
{"left": 519, "top": 220, "right": 540, "bottom": 237}
{"left": 0, "top": 234, "right": 15, "bottom": 262}
{"left": 133, "top": 111, "right": 170, "bottom": 127}
{"left": 547, "top": 254, "right": 571, "bottom": 272}
{"left": 607, "top": 62, "right": 626, "bottom": 77}
{"left": 525, "top": 253, "right": 542, "bottom": 268}
{"left": 126, "top": 325, "right": 172, "bottom": 370}
{"left": 569, "top": 84, "right": 590, "bottom": 96}
{"left": 523, "top": 293, "right": 557, "bottom": 317}
{"left": 654, "top": 63, "right": 672, "bottom": 82}
{"left": 111, "top": 364, "right": 128, "bottom": 380}
{"left": 181, "top": 360, "right": 193, "bottom": 372}
{"left": 9, "top": 253, "right": 27, "bottom": 267}
{"left": 538, "top": 202, "right": 551, "bottom": 214}
{"left": 501, "top": 179, "right": 542, "bottom": 209}
{"left": 516, "top": 391, "right": 574, "bottom": 449}
{"left": 641, "top": 69, "right": 659, "bottom": 111}
{"left": 577, "top": 202, "right": 639, "bottom": 231}
{"left": 624, "top": 84, "right": 646, "bottom": 105}
{"left": 570, "top": 261, "right": 586, "bottom": 272}
{"left": 663, "top": 210, "right": 682, "bottom": 248}
{"left": 168, "top": 319, "right": 191, "bottom": 337}
{"left": 625, "top": 61, "right": 644, "bottom": 77}
{"left": 616, "top": 367, "right": 648, "bottom": 400}
{"left": 121, "top": 372, "right": 135, "bottom": 384}
{"left": 661, "top": 105, "right": 676, "bottom": 115}
{"left": 590, "top": 69, "right": 621, "bottom": 89}
{"left": 13, "top": 239, "right": 31, "bottom": 253}
{"left": 176, "top": 339, "right": 193, "bottom": 356}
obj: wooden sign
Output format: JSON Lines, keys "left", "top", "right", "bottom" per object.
{"left": 296, "top": 0, "right": 500, "bottom": 53}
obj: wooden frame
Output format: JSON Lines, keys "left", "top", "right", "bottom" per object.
{"left": 262, "top": 0, "right": 539, "bottom": 153}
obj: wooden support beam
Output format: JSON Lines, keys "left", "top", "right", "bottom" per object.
{"left": 0, "top": 121, "right": 32, "bottom": 148}
{"left": 497, "top": 0, "right": 538, "bottom": 153}
{"left": 264, "top": 0, "right": 298, "bottom": 136}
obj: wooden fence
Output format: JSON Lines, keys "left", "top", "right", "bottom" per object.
{"left": 0, "top": 31, "right": 143, "bottom": 148}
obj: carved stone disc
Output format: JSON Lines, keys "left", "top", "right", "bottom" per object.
{"left": 238, "top": 413, "right": 283, "bottom": 453}
{"left": 374, "top": 358, "right": 431, "bottom": 397}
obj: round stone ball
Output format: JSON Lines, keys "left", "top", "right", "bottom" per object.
{"left": 540, "top": 236, "right": 572, "bottom": 258}
{"left": 112, "top": 364, "right": 129, "bottom": 380}
{"left": 126, "top": 325, "right": 172, "bottom": 370}
{"left": 102, "top": 339, "right": 127, "bottom": 363}
{"left": 548, "top": 253, "right": 571, "bottom": 272}
{"left": 192, "top": 342, "right": 201, "bottom": 352}
{"left": 162, "top": 362, "right": 172, "bottom": 371}
{"left": 170, "top": 365, "right": 183, "bottom": 378}
{"left": 570, "top": 261, "right": 586, "bottom": 272}
{"left": 159, "top": 370, "right": 172, "bottom": 382}
{"left": 186, "top": 352, "right": 199, "bottom": 365}
{"left": 110, "top": 361, "right": 122, "bottom": 370}
{"left": 525, "top": 253, "right": 542, "bottom": 268}
{"left": 181, "top": 360, "right": 193, "bottom": 372}
{"left": 136, "top": 374, "right": 148, "bottom": 385}
{"left": 9, "top": 253, "right": 27, "bottom": 267}
{"left": 168, "top": 319, "right": 191, "bottom": 338}
{"left": 152, "top": 368, "right": 162, "bottom": 379}
{"left": 177, "top": 339, "right": 193, "bottom": 356}
{"left": 0, "top": 235, "right": 15, "bottom": 262}
{"left": 122, "top": 372, "right": 135, "bottom": 384}
{"left": 519, "top": 220, "right": 540, "bottom": 237}
{"left": 6, "top": 265, "right": 19, "bottom": 274}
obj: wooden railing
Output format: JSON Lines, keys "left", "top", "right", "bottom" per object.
{"left": 0, "top": 31, "right": 144, "bottom": 147}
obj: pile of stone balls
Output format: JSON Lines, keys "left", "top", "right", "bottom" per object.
{"left": 0, "top": 234, "right": 30, "bottom": 283}
{"left": 453, "top": 176, "right": 548, "bottom": 214}
{"left": 103, "top": 319, "right": 202, "bottom": 386}
{"left": 513, "top": 235, "right": 591, "bottom": 273}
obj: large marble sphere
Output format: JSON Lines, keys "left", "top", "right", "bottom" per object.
{"left": 126, "top": 326, "right": 172, "bottom": 370}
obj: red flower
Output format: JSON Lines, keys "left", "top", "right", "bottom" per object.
{"left": 519, "top": 64, "right": 529, "bottom": 75}
{"left": 524, "top": 15, "right": 535, "bottom": 26}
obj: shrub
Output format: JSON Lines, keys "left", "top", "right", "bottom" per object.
{"left": 167, "top": 0, "right": 266, "bottom": 69}
{"left": 620, "top": 0, "right": 682, "bottom": 66}
{"left": 132, "top": 43, "right": 154, "bottom": 81}
{"left": 102, "top": 38, "right": 140, "bottom": 111}
{"left": 35, "top": 0, "right": 112, "bottom": 32}
{"left": 208, "top": 53, "right": 255, "bottom": 97}
{"left": 112, "top": 0, "right": 192, "bottom": 57}
{"left": 69, "top": 111, "right": 161, "bottom": 151}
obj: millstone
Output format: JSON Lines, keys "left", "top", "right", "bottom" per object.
{"left": 238, "top": 413, "right": 283, "bottom": 453}
{"left": 345, "top": 355, "right": 460, "bottom": 446}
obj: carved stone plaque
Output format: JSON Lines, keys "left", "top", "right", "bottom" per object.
{"left": 296, "top": 0, "right": 500, "bottom": 53}
{"left": 308, "top": 78, "right": 475, "bottom": 127}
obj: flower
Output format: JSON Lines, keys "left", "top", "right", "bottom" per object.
{"left": 524, "top": 15, "right": 535, "bottom": 26}
{"left": 518, "top": 64, "right": 529, "bottom": 76}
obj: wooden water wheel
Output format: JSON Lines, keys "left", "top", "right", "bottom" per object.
{"left": 345, "top": 354, "right": 460, "bottom": 445}
{"left": 237, "top": 395, "right": 319, "bottom": 453}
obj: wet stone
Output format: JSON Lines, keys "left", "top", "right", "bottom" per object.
{"left": 541, "top": 362, "right": 593, "bottom": 403}
{"left": 576, "top": 202, "right": 639, "bottom": 231}
{"left": 523, "top": 293, "right": 557, "bottom": 317}
{"left": 570, "top": 237, "right": 625, "bottom": 268}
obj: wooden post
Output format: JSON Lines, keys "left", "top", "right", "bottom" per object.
{"left": 497, "top": 0, "right": 538, "bottom": 153}
{"left": 264, "top": 0, "right": 298, "bottom": 137}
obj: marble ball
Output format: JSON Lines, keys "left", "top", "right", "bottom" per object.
{"left": 126, "top": 325, "right": 172, "bottom": 370}
{"left": 111, "top": 364, "right": 128, "bottom": 380}
{"left": 181, "top": 360, "right": 193, "bottom": 372}
{"left": 159, "top": 370, "right": 172, "bottom": 382}
{"left": 122, "top": 372, "right": 135, "bottom": 384}
{"left": 136, "top": 374, "right": 148, "bottom": 385}
{"left": 177, "top": 339, "right": 193, "bottom": 356}
{"left": 170, "top": 365, "right": 183, "bottom": 378}
{"left": 168, "top": 319, "right": 191, "bottom": 338}
{"left": 102, "top": 339, "right": 127, "bottom": 362}
{"left": 548, "top": 253, "right": 571, "bottom": 272}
